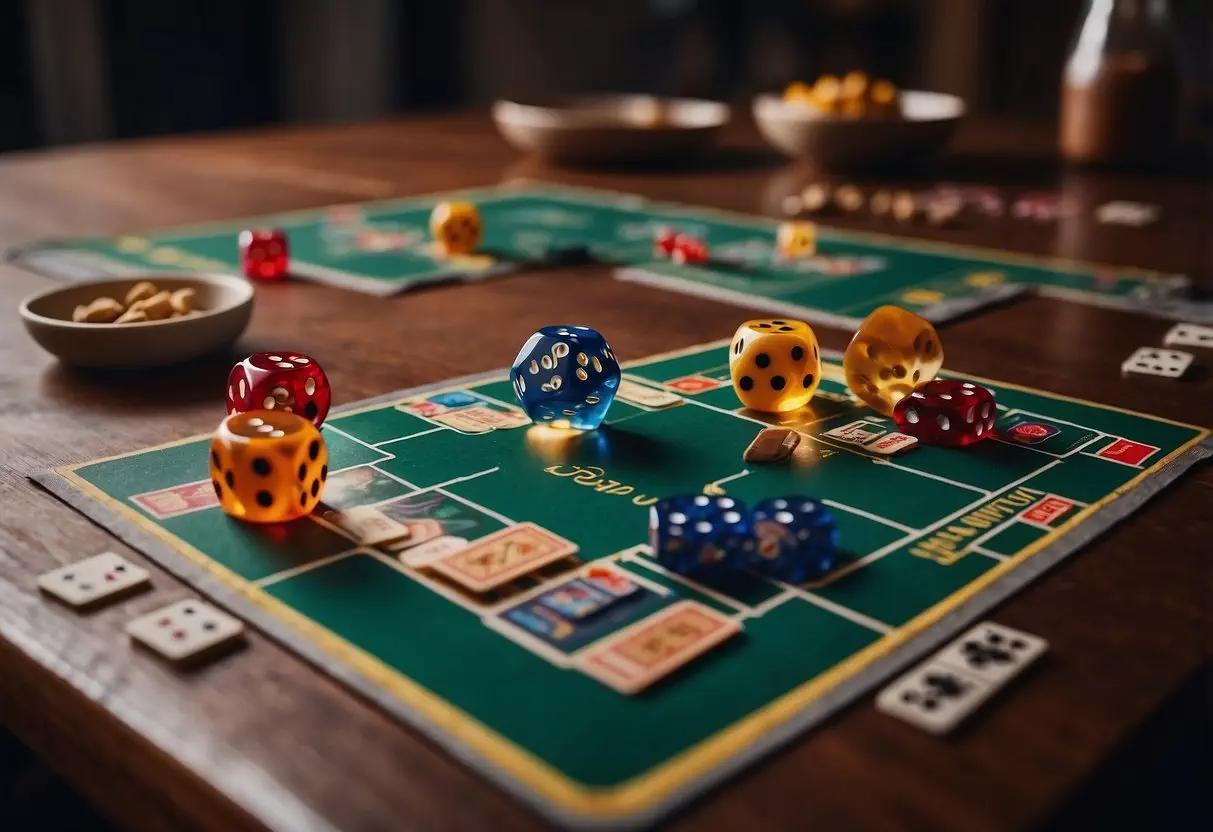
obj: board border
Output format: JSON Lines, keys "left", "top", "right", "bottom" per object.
{"left": 32, "top": 342, "right": 1213, "bottom": 830}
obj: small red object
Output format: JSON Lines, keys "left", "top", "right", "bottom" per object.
{"left": 227, "top": 352, "right": 332, "bottom": 426}
{"left": 239, "top": 228, "right": 289, "bottom": 281}
{"left": 654, "top": 228, "right": 678, "bottom": 258}
{"left": 892, "top": 379, "right": 996, "bottom": 448}
{"left": 671, "top": 233, "right": 709, "bottom": 265}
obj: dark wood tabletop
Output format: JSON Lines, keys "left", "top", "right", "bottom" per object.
{"left": 0, "top": 112, "right": 1210, "bottom": 831}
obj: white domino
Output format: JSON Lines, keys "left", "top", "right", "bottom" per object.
{"left": 876, "top": 659, "right": 994, "bottom": 735}
{"left": 933, "top": 621, "right": 1048, "bottom": 688}
{"left": 38, "top": 552, "right": 150, "bottom": 608}
{"left": 1163, "top": 323, "right": 1213, "bottom": 350}
{"left": 127, "top": 599, "right": 245, "bottom": 664}
{"left": 1120, "top": 347, "right": 1193, "bottom": 379}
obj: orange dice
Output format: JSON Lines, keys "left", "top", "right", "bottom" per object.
{"left": 843, "top": 305, "right": 944, "bottom": 415}
{"left": 729, "top": 318, "right": 822, "bottom": 413}
{"left": 210, "top": 410, "right": 328, "bottom": 523}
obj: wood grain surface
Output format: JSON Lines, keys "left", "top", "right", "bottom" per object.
{"left": 0, "top": 112, "right": 1210, "bottom": 831}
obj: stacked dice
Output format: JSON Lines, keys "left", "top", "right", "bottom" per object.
{"left": 651, "top": 494, "right": 839, "bottom": 583}
{"left": 842, "top": 304, "right": 998, "bottom": 447}
{"left": 212, "top": 351, "right": 332, "bottom": 524}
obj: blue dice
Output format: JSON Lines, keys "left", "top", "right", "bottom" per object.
{"left": 510, "top": 325, "right": 621, "bottom": 430}
{"left": 650, "top": 494, "right": 755, "bottom": 576}
{"left": 748, "top": 496, "right": 839, "bottom": 583}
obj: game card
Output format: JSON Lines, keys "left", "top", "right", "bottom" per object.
{"left": 576, "top": 601, "right": 741, "bottom": 694}
{"left": 616, "top": 378, "right": 683, "bottom": 409}
{"left": 131, "top": 480, "right": 218, "bottom": 519}
{"left": 429, "top": 522, "right": 578, "bottom": 592}
{"left": 663, "top": 375, "right": 724, "bottom": 395}
{"left": 537, "top": 579, "right": 615, "bottom": 620}
{"left": 433, "top": 405, "right": 530, "bottom": 434}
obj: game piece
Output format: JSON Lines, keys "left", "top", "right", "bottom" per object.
{"left": 226, "top": 352, "right": 331, "bottom": 426}
{"left": 800, "top": 184, "right": 830, "bottom": 213}
{"left": 428, "top": 522, "right": 578, "bottom": 593}
{"left": 834, "top": 185, "right": 865, "bottom": 213}
{"left": 743, "top": 427, "right": 801, "bottom": 463}
{"left": 327, "top": 506, "right": 410, "bottom": 546}
{"left": 890, "top": 191, "right": 920, "bottom": 222}
{"left": 748, "top": 496, "right": 839, "bottom": 583}
{"left": 576, "top": 600, "right": 742, "bottom": 694}
{"left": 429, "top": 201, "right": 482, "bottom": 256}
{"left": 775, "top": 221, "right": 817, "bottom": 259}
{"left": 843, "top": 305, "right": 944, "bottom": 415}
{"left": 653, "top": 227, "right": 679, "bottom": 257}
{"left": 933, "top": 621, "right": 1048, "bottom": 688}
{"left": 649, "top": 494, "right": 754, "bottom": 576}
{"left": 893, "top": 380, "right": 996, "bottom": 447}
{"left": 670, "top": 233, "right": 709, "bottom": 264}
{"left": 210, "top": 410, "right": 328, "bottom": 523}
{"left": 126, "top": 598, "right": 245, "bottom": 666}
{"left": 1163, "top": 322, "right": 1213, "bottom": 350}
{"left": 238, "top": 228, "right": 289, "bottom": 281}
{"left": 862, "top": 431, "right": 919, "bottom": 455}
{"left": 876, "top": 659, "right": 993, "bottom": 735}
{"left": 729, "top": 318, "right": 822, "bottom": 413}
{"left": 38, "top": 552, "right": 151, "bottom": 609}
{"left": 868, "top": 189, "right": 893, "bottom": 217}
{"left": 1120, "top": 346, "right": 1193, "bottom": 379}
{"left": 510, "top": 325, "right": 621, "bottom": 430}
{"left": 1095, "top": 200, "right": 1160, "bottom": 227}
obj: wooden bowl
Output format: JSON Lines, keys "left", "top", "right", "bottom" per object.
{"left": 492, "top": 95, "right": 730, "bottom": 165}
{"left": 752, "top": 90, "right": 964, "bottom": 170}
{"left": 19, "top": 274, "right": 254, "bottom": 367}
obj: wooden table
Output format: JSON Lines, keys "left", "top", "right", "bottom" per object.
{"left": 0, "top": 113, "right": 1210, "bottom": 831}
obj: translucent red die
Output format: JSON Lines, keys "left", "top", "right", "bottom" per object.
{"left": 892, "top": 379, "right": 996, "bottom": 448}
{"left": 671, "top": 233, "right": 709, "bottom": 264}
{"left": 239, "top": 228, "right": 289, "bottom": 281}
{"left": 226, "top": 352, "right": 331, "bottom": 426}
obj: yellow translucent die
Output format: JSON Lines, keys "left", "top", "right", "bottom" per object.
{"left": 729, "top": 318, "right": 822, "bottom": 413}
{"left": 210, "top": 410, "right": 328, "bottom": 523}
{"left": 776, "top": 222, "right": 817, "bottom": 259}
{"left": 843, "top": 305, "right": 944, "bottom": 415}
{"left": 429, "top": 201, "right": 482, "bottom": 256}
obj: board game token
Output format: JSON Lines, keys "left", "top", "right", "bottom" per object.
{"left": 430, "top": 201, "right": 482, "bottom": 256}
{"left": 743, "top": 427, "right": 801, "bottom": 463}
{"left": 327, "top": 506, "right": 411, "bottom": 546}
{"left": 127, "top": 598, "right": 245, "bottom": 666}
{"left": 576, "top": 600, "right": 741, "bottom": 694}
{"left": 776, "top": 222, "right": 817, "bottom": 260}
{"left": 38, "top": 552, "right": 150, "bottom": 609}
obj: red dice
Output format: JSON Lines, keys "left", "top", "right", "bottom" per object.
{"left": 239, "top": 228, "right": 289, "bottom": 281}
{"left": 227, "top": 352, "right": 331, "bottom": 426}
{"left": 671, "top": 233, "right": 709, "bottom": 265}
{"left": 892, "top": 379, "right": 996, "bottom": 447}
{"left": 654, "top": 228, "right": 678, "bottom": 258}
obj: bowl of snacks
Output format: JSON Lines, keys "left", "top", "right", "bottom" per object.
{"left": 753, "top": 72, "right": 964, "bottom": 170}
{"left": 493, "top": 95, "right": 730, "bottom": 165}
{"left": 19, "top": 273, "right": 254, "bottom": 367}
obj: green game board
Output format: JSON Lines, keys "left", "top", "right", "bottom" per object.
{"left": 14, "top": 183, "right": 1211, "bottom": 326}
{"left": 37, "top": 342, "right": 1211, "bottom": 829}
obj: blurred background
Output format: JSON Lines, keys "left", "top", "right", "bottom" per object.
{"left": 1, "top": 0, "right": 1211, "bottom": 152}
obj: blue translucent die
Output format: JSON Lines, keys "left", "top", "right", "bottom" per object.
{"left": 510, "top": 325, "right": 621, "bottom": 430}
{"left": 748, "top": 496, "right": 839, "bottom": 583}
{"left": 650, "top": 494, "right": 754, "bottom": 576}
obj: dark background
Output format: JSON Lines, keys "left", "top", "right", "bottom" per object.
{"left": 1, "top": 0, "right": 1211, "bottom": 152}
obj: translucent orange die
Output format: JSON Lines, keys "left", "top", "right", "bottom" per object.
{"left": 429, "top": 201, "right": 482, "bottom": 256}
{"left": 210, "top": 410, "right": 328, "bottom": 523}
{"left": 843, "top": 305, "right": 944, "bottom": 415}
{"left": 729, "top": 318, "right": 822, "bottom": 413}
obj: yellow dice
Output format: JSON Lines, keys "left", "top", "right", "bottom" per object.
{"left": 776, "top": 222, "right": 817, "bottom": 259}
{"left": 729, "top": 318, "right": 822, "bottom": 413}
{"left": 843, "top": 305, "right": 944, "bottom": 415}
{"left": 429, "top": 201, "right": 482, "bottom": 256}
{"left": 210, "top": 410, "right": 328, "bottom": 523}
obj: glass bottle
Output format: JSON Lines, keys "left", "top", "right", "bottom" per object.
{"left": 1059, "top": 0, "right": 1183, "bottom": 165}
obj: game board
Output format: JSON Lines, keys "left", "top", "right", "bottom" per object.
{"left": 37, "top": 341, "right": 1211, "bottom": 830}
{"left": 13, "top": 183, "right": 1211, "bottom": 326}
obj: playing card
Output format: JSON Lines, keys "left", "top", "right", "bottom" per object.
{"left": 1163, "top": 323, "right": 1213, "bottom": 350}
{"left": 824, "top": 420, "right": 887, "bottom": 446}
{"left": 130, "top": 480, "right": 217, "bottom": 519}
{"left": 397, "top": 536, "right": 468, "bottom": 567}
{"left": 933, "top": 621, "right": 1048, "bottom": 687}
{"left": 861, "top": 432, "right": 918, "bottom": 456}
{"left": 1121, "top": 347, "right": 1193, "bottom": 379}
{"left": 876, "top": 659, "right": 993, "bottom": 734}
{"left": 433, "top": 405, "right": 530, "bottom": 434}
{"left": 429, "top": 523, "right": 578, "bottom": 592}
{"left": 536, "top": 579, "right": 615, "bottom": 620}
{"left": 326, "top": 506, "right": 411, "bottom": 546}
{"left": 576, "top": 601, "right": 741, "bottom": 694}
{"left": 38, "top": 552, "right": 151, "bottom": 609}
{"left": 616, "top": 378, "right": 683, "bottom": 409}
{"left": 126, "top": 599, "right": 245, "bottom": 665}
